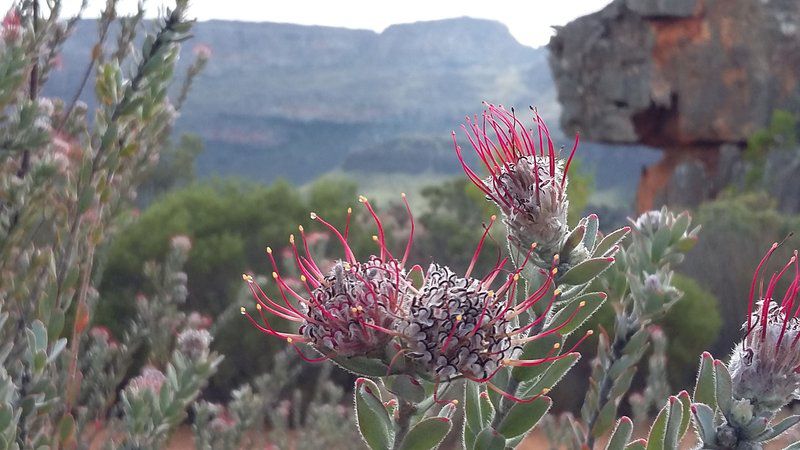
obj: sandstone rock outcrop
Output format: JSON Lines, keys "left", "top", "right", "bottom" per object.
{"left": 548, "top": 0, "right": 800, "bottom": 211}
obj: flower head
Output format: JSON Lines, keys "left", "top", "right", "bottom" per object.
{"left": 453, "top": 104, "right": 578, "bottom": 261}
{"left": 242, "top": 195, "right": 415, "bottom": 361}
{"left": 177, "top": 328, "right": 212, "bottom": 361}
{"left": 126, "top": 366, "right": 166, "bottom": 396}
{"left": 729, "top": 244, "right": 800, "bottom": 413}
{"left": 397, "top": 218, "right": 593, "bottom": 401}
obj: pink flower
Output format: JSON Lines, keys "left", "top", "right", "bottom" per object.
{"left": 126, "top": 367, "right": 166, "bottom": 396}
{"left": 453, "top": 104, "right": 578, "bottom": 261}
{"left": 729, "top": 244, "right": 800, "bottom": 412}
{"left": 193, "top": 43, "right": 212, "bottom": 59}
{"left": 242, "top": 194, "right": 415, "bottom": 360}
{"left": 397, "top": 216, "right": 594, "bottom": 402}
{"left": 2, "top": 10, "right": 20, "bottom": 41}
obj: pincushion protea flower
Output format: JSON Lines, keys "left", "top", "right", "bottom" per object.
{"left": 453, "top": 104, "right": 578, "bottom": 262}
{"left": 241, "top": 195, "right": 415, "bottom": 361}
{"left": 397, "top": 216, "right": 593, "bottom": 402}
{"left": 729, "top": 243, "right": 800, "bottom": 412}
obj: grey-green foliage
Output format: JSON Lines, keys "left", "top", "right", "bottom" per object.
{"left": 630, "top": 327, "right": 671, "bottom": 425}
{"left": 0, "top": 0, "right": 221, "bottom": 448}
{"left": 690, "top": 354, "right": 800, "bottom": 450}
{"left": 575, "top": 208, "right": 699, "bottom": 448}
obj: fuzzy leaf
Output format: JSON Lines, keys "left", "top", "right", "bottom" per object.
{"left": 677, "top": 391, "right": 692, "bottom": 440}
{"left": 559, "top": 258, "right": 614, "bottom": 286}
{"left": 693, "top": 353, "right": 716, "bottom": 410}
{"left": 473, "top": 427, "right": 505, "bottom": 450}
{"left": 610, "top": 366, "right": 637, "bottom": 400}
{"left": 479, "top": 392, "right": 495, "bottom": 429}
{"left": 626, "top": 440, "right": 647, "bottom": 450}
{"left": 605, "top": 417, "right": 634, "bottom": 450}
{"left": 561, "top": 225, "right": 586, "bottom": 257}
{"left": 713, "top": 360, "right": 733, "bottom": 418}
{"left": 645, "top": 401, "right": 670, "bottom": 450}
{"left": 486, "top": 368, "right": 509, "bottom": 408}
{"left": 544, "top": 293, "right": 605, "bottom": 337}
{"left": 594, "top": 226, "right": 631, "bottom": 257}
{"left": 755, "top": 415, "right": 800, "bottom": 442}
{"left": 386, "top": 375, "right": 425, "bottom": 403}
{"left": 496, "top": 396, "right": 551, "bottom": 439}
{"left": 591, "top": 399, "right": 619, "bottom": 438}
{"left": 521, "top": 353, "right": 581, "bottom": 397}
{"left": 355, "top": 379, "right": 391, "bottom": 450}
{"left": 663, "top": 397, "right": 684, "bottom": 450}
{"left": 582, "top": 214, "right": 600, "bottom": 250}
{"left": 690, "top": 403, "right": 717, "bottom": 446}
{"left": 58, "top": 413, "right": 76, "bottom": 442}
{"left": 333, "top": 356, "right": 391, "bottom": 377}
{"left": 512, "top": 334, "right": 563, "bottom": 382}
{"left": 399, "top": 417, "right": 451, "bottom": 450}
{"left": 650, "top": 227, "right": 672, "bottom": 262}
{"left": 465, "top": 381, "right": 482, "bottom": 433}
{"left": 670, "top": 212, "right": 690, "bottom": 241}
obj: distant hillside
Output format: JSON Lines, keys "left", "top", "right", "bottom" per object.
{"left": 43, "top": 17, "right": 657, "bottom": 197}
{"left": 43, "top": 18, "right": 555, "bottom": 179}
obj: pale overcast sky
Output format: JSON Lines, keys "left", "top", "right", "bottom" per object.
{"left": 27, "top": 0, "right": 615, "bottom": 48}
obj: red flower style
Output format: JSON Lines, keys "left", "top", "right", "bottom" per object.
{"left": 453, "top": 104, "right": 578, "bottom": 259}
{"left": 241, "top": 194, "right": 415, "bottom": 361}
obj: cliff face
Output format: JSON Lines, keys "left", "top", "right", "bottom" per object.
{"left": 548, "top": 0, "right": 800, "bottom": 210}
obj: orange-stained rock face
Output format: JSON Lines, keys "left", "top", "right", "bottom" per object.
{"left": 548, "top": 0, "right": 800, "bottom": 210}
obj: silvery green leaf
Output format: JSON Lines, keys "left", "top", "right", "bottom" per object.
{"left": 693, "top": 353, "right": 716, "bottom": 411}
{"left": 605, "top": 417, "right": 634, "bottom": 450}
{"left": 399, "top": 417, "right": 451, "bottom": 450}
{"left": 473, "top": 427, "right": 505, "bottom": 450}
{"left": 496, "top": 396, "right": 551, "bottom": 439}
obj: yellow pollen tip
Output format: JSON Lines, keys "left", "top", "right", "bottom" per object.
{"left": 300, "top": 275, "right": 307, "bottom": 282}
{"left": 286, "top": 337, "right": 293, "bottom": 343}
{"left": 541, "top": 388, "right": 551, "bottom": 394}
{"left": 587, "top": 330, "right": 594, "bottom": 336}
{"left": 553, "top": 289, "right": 562, "bottom": 296}
{"left": 372, "top": 235, "right": 379, "bottom": 241}
{"left": 401, "top": 192, "right": 406, "bottom": 198}
{"left": 266, "top": 246, "right": 272, "bottom": 254}
{"left": 256, "top": 304, "right": 262, "bottom": 310}
{"left": 551, "top": 268, "right": 558, "bottom": 275}
{"left": 242, "top": 273, "right": 253, "bottom": 282}
{"left": 298, "top": 225, "right": 304, "bottom": 232}
{"left": 456, "top": 315, "right": 462, "bottom": 321}
{"left": 451, "top": 399, "right": 459, "bottom": 405}
{"left": 240, "top": 307, "right": 246, "bottom": 314}
{"left": 513, "top": 274, "right": 520, "bottom": 281}
{"left": 553, "top": 343, "right": 561, "bottom": 349}
{"left": 289, "top": 234, "right": 295, "bottom": 244}
{"left": 272, "top": 272, "right": 279, "bottom": 279}
{"left": 531, "top": 242, "right": 538, "bottom": 249}
{"left": 357, "top": 305, "right": 363, "bottom": 311}
{"left": 359, "top": 195, "right": 368, "bottom": 203}
{"left": 347, "top": 207, "right": 352, "bottom": 214}
{"left": 310, "top": 212, "right": 317, "bottom": 220}
{"left": 490, "top": 214, "right": 497, "bottom": 221}
{"left": 487, "top": 290, "right": 495, "bottom": 297}
{"left": 351, "top": 307, "right": 358, "bottom": 313}
{"left": 579, "top": 301, "right": 586, "bottom": 307}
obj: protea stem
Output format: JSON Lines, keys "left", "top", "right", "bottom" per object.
{"left": 391, "top": 398, "right": 417, "bottom": 450}
{"left": 584, "top": 321, "right": 641, "bottom": 449}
